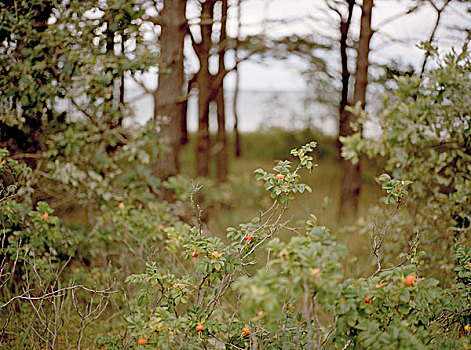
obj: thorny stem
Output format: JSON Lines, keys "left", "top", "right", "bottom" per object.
{"left": 190, "top": 181, "right": 204, "bottom": 235}
{"left": 242, "top": 202, "right": 288, "bottom": 260}
{"left": 371, "top": 202, "right": 403, "bottom": 277}
{"left": 302, "top": 277, "right": 314, "bottom": 350}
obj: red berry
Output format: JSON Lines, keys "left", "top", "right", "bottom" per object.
{"left": 244, "top": 236, "right": 253, "bottom": 242}
{"left": 405, "top": 274, "right": 416, "bottom": 286}
{"left": 242, "top": 327, "right": 250, "bottom": 335}
{"left": 191, "top": 251, "right": 198, "bottom": 258}
{"left": 364, "top": 297, "right": 371, "bottom": 303}
{"left": 196, "top": 324, "right": 203, "bottom": 332}
{"left": 42, "top": 213, "right": 48, "bottom": 220}
{"left": 138, "top": 338, "right": 147, "bottom": 345}
{"left": 276, "top": 174, "right": 285, "bottom": 181}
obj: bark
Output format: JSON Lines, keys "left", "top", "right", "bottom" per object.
{"left": 338, "top": 0, "right": 373, "bottom": 219}
{"left": 336, "top": 0, "right": 355, "bottom": 164}
{"left": 195, "top": 1, "right": 215, "bottom": 178}
{"left": 105, "top": 15, "right": 115, "bottom": 111}
{"left": 180, "top": 79, "right": 192, "bottom": 146}
{"left": 215, "top": 0, "right": 228, "bottom": 182}
{"left": 181, "top": 99, "right": 189, "bottom": 145}
{"left": 119, "top": 36, "right": 125, "bottom": 108}
{"left": 233, "top": 0, "right": 242, "bottom": 158}
{"left": 153, "top": 0, "right": 187, "bottom": 179}
{"left": 216, "top": 87, "right": 228, "bottom": 182}
{"left": 233, "top": 65, "right": 242, "bottom": 158}
{"left": 104, "top": 10, "right": 125, "bottom": 128}
{"left": 353, "top": 0, "right": 373, "bottom": 108}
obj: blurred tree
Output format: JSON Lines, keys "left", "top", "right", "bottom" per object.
{"left": 233, "top": 0, "right": 242, "bottom": 158}
{"left": 191, "top": 0, "right": 213, "bottom": 178}
{"left": 0, "top": 0, "right": 156, "bottom": 180}
{"left": 327, "top": 0, "right": 357, "bottom": 218}
{"left": 0, "top": 0, "right": 55, "bottom": 165}
{"left": 326, "top": 0, "right": 373, "bottom": 218}
{"left": 189, "top": 0, "right": 230, "bottom": 180}
{"left": 340, "top": 0, "right": 373, "bottom": 218}
{"left": 215, "top": 0, "right": 229, "bottom": 182}
{"left": 103, "top": 4, "right": 132, "bottom": 128}
{"left": 153, "top": 0, "right": 187, "bottom": 179}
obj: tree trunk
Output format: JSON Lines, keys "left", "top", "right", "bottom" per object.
{"left": 196, "top": 78, "right": 212, "bottom": 177}
{"left": 119, "top": 35, "right": 125, "bottom": 109}
{"left": 353, "top": 0, "right": 373, "bottom": 108}
{"left": 233, "top": 66, "right": 241, "bottom": 158}
{"left": 195, "top": 1, "right": 214, "bottom": 178}
{"left": 339, "top": 0, "right": 373, "bottom": 219}
{"left": 180, "top": 79, "right": 191, "bottom": 146}
{"left": 105, "top": 17, "right": 115, "bottom": 112}
{"left": 216, "top": 87, "right": 228, "bottom": 182}
{"left": 233, "top": 0, "right": 242, "bottom": 158}
{"left": 215, "top": 0, "right": 228, "bottom": 182}
{"left": 153, "top": 0, "right": 186, "bottom": 179}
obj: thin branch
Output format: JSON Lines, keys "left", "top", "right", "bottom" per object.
{"left": 1, "top": 285, "right": 116, "bottom": 309}
{"left": 420, "top": 0, "right": 452, "bottom": 76}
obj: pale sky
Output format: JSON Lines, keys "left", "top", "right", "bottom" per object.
{"left": 230, "top": 0, "right": 470, "bottom": 91}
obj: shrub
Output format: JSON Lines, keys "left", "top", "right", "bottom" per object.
{"left": 341, "top": 44, "right": 471, "bottom": 280}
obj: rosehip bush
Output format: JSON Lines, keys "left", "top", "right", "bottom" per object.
{"left": 341, "top": 45, "right": 471, "bottom": 279}
{"left": 106, "top": 141, "right": 470, "bottom": 349}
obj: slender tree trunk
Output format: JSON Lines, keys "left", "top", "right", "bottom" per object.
{"left": 353, "top": 0, "right": 373, "bottom": 107}
{"left": 336, "top": 0, "right": 355, "bottom": 218}
{"left": 196, "top": 78, "right": 212, "bottom": 177}
{"left": 105, "top": 19, "right": 115, "bottom": 112}
{"left": 117, "top": 32, "right": 125, "bottom": 126}
{"left": 180, "top": 79, "right": 191, "bottom": 146}
{"left": 195, "top": 1, "right": 215, "bottom": 177}
{"left": 216, "top": 87, "right": 228, "bottom": 182}
{"left": 339, "top": 0, "right": 373, "bottom": 219}
{"left": 153, "top": 0, "right": 186, "bottom": 179}
{"left": 336, "top": 0, "right": 355, "bottom": 160}
{"left": 233, "top": 0, "right": 242, "bottom": 158}
{"left": 233, "top": 66, "right": 241, "bottom": 158}
{"left": 215, "top": 0, "right": 228, "bottom": 182}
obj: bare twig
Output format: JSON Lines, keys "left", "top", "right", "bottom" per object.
{"left": 420, "top": 0, "right": 452, "bottom": 76}
{"left": 371, "top": 203, "right": 402, "bottom": 277}
{"left": 1, "top": 284, "right": 116, "bottom": 309}
{"left": 190, "top": 181, "right": 204, "bottom": 235}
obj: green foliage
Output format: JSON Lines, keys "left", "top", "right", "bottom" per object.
{"left": 2, "top": 131, "right": 471, "bottom": 348}
{"left": 0, "top": 149, "right": 77, "bottom": 275}
{"left": 341, "top": 44, "right": 471, "bottom": 278}
{"left": 254, "top": 142, "right": 316, "bottom": 203}
{"left": 0, "top": 0, "right": 155, "bottom": 134}
{"left": 118, "top": 142, "right": 319, "bottom": 348}
{"left": 116, "top": 141, "right": 470, "bottom": 349}
{"left": 42, "top": 121, "right": 163, "bottom": 208}
{"left": 377, "top": 173, "right": 413, "bottom": 204}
